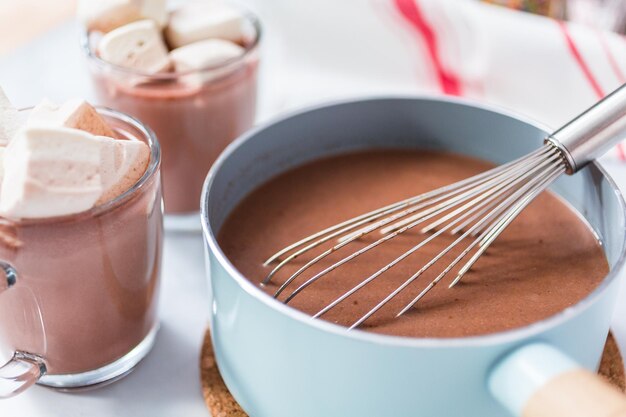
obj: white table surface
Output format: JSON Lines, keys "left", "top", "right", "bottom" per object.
{"left": 1, "top": 19, "right": 626, "bottom": 417}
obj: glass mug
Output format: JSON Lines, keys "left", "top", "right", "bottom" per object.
{"left": 0, "top": 108, "right": 163, "bottom": 397}
{"left": 81, "top": 3, "right": 261, "bottom": 229}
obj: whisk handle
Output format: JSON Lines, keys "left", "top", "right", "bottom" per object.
{"left": 547, "top": 82, "right": 626, "bottom": 174}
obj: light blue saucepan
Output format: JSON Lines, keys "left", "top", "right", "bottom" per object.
{"left": 200, "top": 97, "right": 626, "bottom": 417}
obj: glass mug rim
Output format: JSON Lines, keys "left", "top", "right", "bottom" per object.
{"left": 79, "top": 4, "right": 263, "bottom": 80}
{"left": 1, "top": 106, "right": 162, "bottom": 226}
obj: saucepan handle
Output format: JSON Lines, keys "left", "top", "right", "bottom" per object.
{"left": 489, "top": 343, "right": 626, "bottom": 417}
{"left": 0, "top": 261, "right": 46, "bottom": 398}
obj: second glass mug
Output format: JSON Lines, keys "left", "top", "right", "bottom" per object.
{"left": 0, "top": 108, "right": 163, "bottom": 397}
{"left": 81, "top": 4, "right": 261, "bottom": 228}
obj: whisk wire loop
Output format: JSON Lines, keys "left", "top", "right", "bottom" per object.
{"left": 264, "top": 144, "right": 568, "bottom": 329}
{"left": 260, "top": 83, "right": 626, "bottom": 329}
{"left": 285, "top": 149, "right": 562, "bottom": 305}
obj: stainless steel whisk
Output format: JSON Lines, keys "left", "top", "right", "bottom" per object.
{"left": 263, "top": 84, "right": 626, "bottom": 329}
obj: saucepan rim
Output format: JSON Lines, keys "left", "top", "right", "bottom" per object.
{"left": 200, "top": 95, "right": 626, "bottom": 348}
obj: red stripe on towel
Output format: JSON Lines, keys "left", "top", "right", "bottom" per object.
{"left": 596, "top": 30, "right": 626, "bottom": 84}
{"left": 616, "top": 143, "right": 626, "bottom": 161}
{"left": 393, "top": 0, "right": 462, "bottom": 95}
{"left": 557, "top": 20, "right": 604, "bottom": 98}
{"left": 594, "top": 31, "right": 626, "bottom": 161}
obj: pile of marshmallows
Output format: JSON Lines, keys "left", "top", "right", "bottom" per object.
{"left": 79, "top": 0, "right": 249, "bottom": 76}
{"left": 0, "top": 88, "right": 149, "bottom": 220}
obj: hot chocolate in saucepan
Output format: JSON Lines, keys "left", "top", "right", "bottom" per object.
{"left": 219, "top": 150, "right": 608, "bottom": 338}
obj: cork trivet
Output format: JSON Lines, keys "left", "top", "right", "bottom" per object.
{"left": 200, "top": 330, "right": 625, "bottom": 416}
{"left": 200, "top": 330, "right": 247, "bottom": 417}
{"left": 600, "top": 332, "right": 625, "bottom": 392}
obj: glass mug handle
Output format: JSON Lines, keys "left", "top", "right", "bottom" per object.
{"left": 0, "top": 261, "right": 47, "bottom": 398}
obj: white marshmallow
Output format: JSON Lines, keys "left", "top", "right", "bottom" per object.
{"left": 0, "top": 87, "right": 21, "bottom": 146}
{"left": 98, "top": 20, "right": 171, "bottom": 73}
{"left": 0, "top": 127, "right": 104, "bottom": 219}
{"left": 0, "top": 123, "right": 150, "bottom": 219}
{"left": 98, "top": 138, "right": 150, "bottom": 204}
{"left": 78, "top": 0, "right": 168, "bottom": 33}
{"left": 165, "top": 2, "right": 245, "bottom": 48}
{"left": 170, "top": 39, "right": 244, "bottom": 81}
{"left": 28, "top": 99, "right": 117, "bottom": 137}
{"left": 138, "top": 0, "right": 168, "bottom": 28}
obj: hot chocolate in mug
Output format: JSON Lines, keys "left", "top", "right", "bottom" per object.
{"left": 0, "top": 108, "right": 163, "bottom": 397}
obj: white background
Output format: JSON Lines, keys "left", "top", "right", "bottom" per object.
{"left": 0, "top": 19, "right": 625, "bottom": 417}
